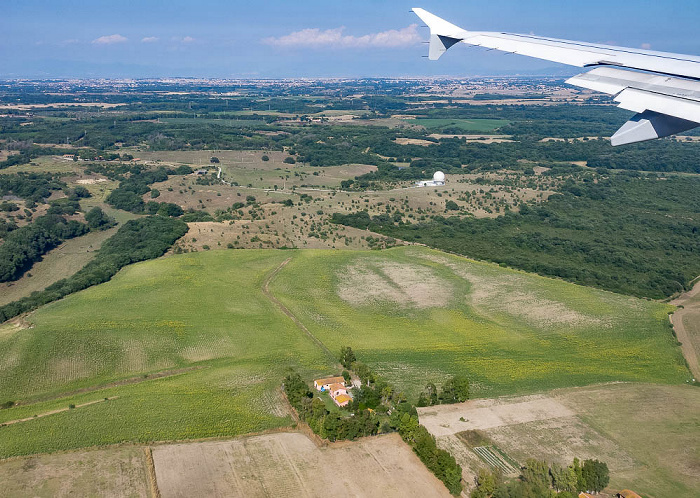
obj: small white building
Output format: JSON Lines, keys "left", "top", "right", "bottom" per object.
{"left": 416, "top": 171, "right": 446, "bottom": 187}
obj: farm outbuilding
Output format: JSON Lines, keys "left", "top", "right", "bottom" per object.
{"left": 333, "top": 394, "right": 352, "bottom": 407}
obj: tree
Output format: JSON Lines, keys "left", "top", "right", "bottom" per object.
{"left": 157, "top": 203, "right": 183, "bottom": 217}
{"left": 582, "top": 459, "right": 609, "bottom": 493}
{"left": 445, "top": 200, "right": 459, "bottom": 211}
{"left": 418, "top": 382, "right": 439, "bottom": 407}
{"left": 284, "top": 156, "right": 296, "bottom": 164}
{"left": 150, "top": 188, "right": 160, "bottom": 198}
{"left": 210, "top": 156, "right": 220, "bottom": 163}
{"left": 440, "top": 375, "right": 469, "bottom": 403}
{"left": 261, "top": 155, "right": 270, "bottom": 162}
{"left": 85, "top": 207, "right": 115, "bottom": 231}
{"left": 339, "top": 346, "right": 356, "bottom": 369}
{"left": 71, "top": 186, "right": 91, "bottom": 199}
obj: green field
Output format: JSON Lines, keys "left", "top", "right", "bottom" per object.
{"left": 270, "top": 248, "right": 688, "bottom": 399}
{"left": 0, "top": 247, "right": 688, "bottom": 457}
{"left": 0, "top": 250, "right": 333, "bottom": 458}
{"left": 407, "top": 118, "right": 510, "bottom": 132}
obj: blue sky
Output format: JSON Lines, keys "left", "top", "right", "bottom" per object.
{"left": 1, "top": 0, "right": 699, "bottom": 78}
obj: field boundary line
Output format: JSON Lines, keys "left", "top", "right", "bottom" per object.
{"left": 144, "top": 447, "right": 161, "bottom": 498}
{"left": 262, "top": 257, "right": 339, "bottom": 366}
{"left": 13, "top": 366, "right": 204, "bottom": 407}
{"left": 0, "top": 396, "right": 118, "bottom": 427}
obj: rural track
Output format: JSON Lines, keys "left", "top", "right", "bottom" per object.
{"left": 262, "top": 258, "right": 340, "bottom": 366}
{"left": 670, "top": 280, "right": 700, "bottom": 380}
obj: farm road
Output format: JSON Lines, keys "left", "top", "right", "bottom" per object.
{"left": 670, "top": 279, "right": 700, "bottom": 380}
{"left": 262, "top": 258, "right": 340, "bottom": 366}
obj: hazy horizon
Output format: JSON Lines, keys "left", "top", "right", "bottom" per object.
{"left": 2, "top": 0, "right": 699, "bottom": 79}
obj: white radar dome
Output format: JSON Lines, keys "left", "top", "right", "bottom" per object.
{"left": 433, "top": 171, "right": 445, "bottom": 182}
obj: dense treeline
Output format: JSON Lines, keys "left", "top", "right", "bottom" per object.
{"left": 1, "top": 117, "right": 289, "bottom": 151}
{"left": 472, "top": 458, "right": 609, "bottom": 497}
{"left": 0, "top": 172, "right": 67, "bottom": 203}
{"left": 333, "top": 174, "right": 700, "bottom": 298}
{"left": 0, "top": 216, "right": 188, "bottom": 323}
{"left": 0, "top": 214, "right": 88, "bottom": 282}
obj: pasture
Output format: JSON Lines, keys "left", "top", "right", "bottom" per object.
{"left": 0, "top": 247, "right": 689, "bottom": 458}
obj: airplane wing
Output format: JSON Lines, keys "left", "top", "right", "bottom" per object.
{"left": 412, "top": 7, "right": 700, "bottom": 145}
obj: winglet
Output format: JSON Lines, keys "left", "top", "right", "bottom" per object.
{"left": 412, "top": 8, "right": 467, "bottom": 60}
{"left": 611, "top": 110, "right": 699, "bottom": 146}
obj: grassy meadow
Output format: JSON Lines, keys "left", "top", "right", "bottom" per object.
{"left": 0, "top": 246, "right": 689, "bottom": 457}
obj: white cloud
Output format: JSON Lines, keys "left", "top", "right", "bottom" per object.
{"left": 641, "top": 43, "right": 652, "bottom": 50}
{"left": 263, "top": 24, "right": 421, "bottom": 49}
{"left": 141, "top": 36, "right": 159, "bottom": 43}
{"left": 92, "top": 34, "right": 128, "bottom": 45}
{"left": 182, "top": 36, "right": 195, "bottom": 43}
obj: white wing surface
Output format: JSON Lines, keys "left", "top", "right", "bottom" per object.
{"left": 412, "top": 7, "right": 700, "bottom": 145}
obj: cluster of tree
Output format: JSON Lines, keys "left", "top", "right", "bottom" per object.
{"left": 106, "top": 166, "right": 169, "bottom": 213}
{"left": 283, "top": 372, "right": 380, "bottom": 442}
{"left": 417, "top": 376, "right": 469, "bottom": 407}
{"left": 472, "top": 458, "right": 609, "bottom": 497}
{"left": 334, "top": 174, "right": 700, "bottom": 299}
{"left": 285, "top": 346, "right": 465, "bottom": 495}
{"left": 0, "top": 172, "right": 67, "bottom": 203}
{"left": 0, "top": 214, "right": 89, "bottom": 282}
{"left": 0, "top": 216, "right": 188, "bottom": 323}
{"left": 84, "top": 207, "right": 116, "bottom": 231}
{"left": 180, "top": 209, "right": 214, "bottom": 222}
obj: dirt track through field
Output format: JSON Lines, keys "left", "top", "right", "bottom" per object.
{"left": 670, "top": 279, "right": 700, "bottom": 380}
{"left": 262, "top": 258, "right": 339, "bottom": 365}
{"left": 1, "top": 396, "right": 118, "bottom": 426}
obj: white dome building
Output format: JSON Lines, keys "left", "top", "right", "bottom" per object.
{"left": 416, "top": 171, "right": 446, "bottom": 187}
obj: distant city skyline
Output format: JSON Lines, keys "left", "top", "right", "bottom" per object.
{"left": 2, "top": 0, "right": 699, "bottom": 79}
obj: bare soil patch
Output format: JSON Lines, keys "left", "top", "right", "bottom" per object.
{"left": 394, "top": 137, "right": 437, "bottom": 146}
{"left": 415, "top": 252, "right": 605, "bottom": 329}
{"left": 417, "top": 395, "right": 574, "bottom": 437}
{"left": 337, "top": 259, "right": 453, "bottom": 309}
{"left": 152, "top": 432, "right": 450, "bottom": 498}
{"left": 75, "top": 178, "right": 108, "bottom": 185}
